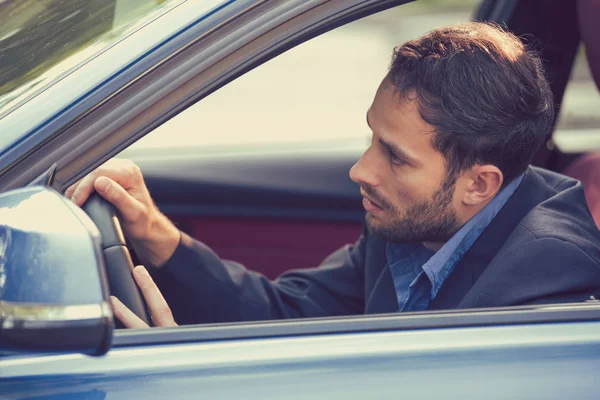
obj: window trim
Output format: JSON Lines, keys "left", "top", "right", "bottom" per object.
{"left": 113, "top": 302, "right": 600, "bottom": 347}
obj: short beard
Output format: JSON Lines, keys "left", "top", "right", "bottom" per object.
{"left": 363, "top": 173, "right": 460, "bottom": 244}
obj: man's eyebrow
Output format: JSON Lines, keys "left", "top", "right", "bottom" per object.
{"left": 379, "top": 137, "right": 418, "bottom": 166}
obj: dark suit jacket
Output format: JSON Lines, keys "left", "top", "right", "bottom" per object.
{"left": 152, "top": 167, "right": 600, "bottom": 324}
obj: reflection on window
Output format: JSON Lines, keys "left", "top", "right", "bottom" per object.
{"left": 0, "top": 0, "right": 182, "bottom": 116}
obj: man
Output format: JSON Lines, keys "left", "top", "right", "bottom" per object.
{"left": 68, "top": 22, "right": 600, "bottom": 328}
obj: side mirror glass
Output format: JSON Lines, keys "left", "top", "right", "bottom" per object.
{"left": 0, "top": 187, "right": 112, "bottom": 355}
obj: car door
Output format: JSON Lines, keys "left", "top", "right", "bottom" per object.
{"left": 3, "top": 306, "right": 600, "bottom": 399}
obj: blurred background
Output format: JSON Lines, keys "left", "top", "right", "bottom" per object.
{"left": 130, "top": 0, "right": 600, "bottom": 155}
{"left": 1, "top": 0, "right": 599, "bottom": 154}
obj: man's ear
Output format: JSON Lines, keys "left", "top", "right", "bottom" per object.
{"left": 462, "top": 165, "right": 503, "bottom": 206}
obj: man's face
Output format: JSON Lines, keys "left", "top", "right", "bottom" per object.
{"left": 349, "top": 79, "right": 461, "bottom": 244}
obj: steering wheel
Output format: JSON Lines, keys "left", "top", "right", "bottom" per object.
{"left": 82, "top": 193, "right": 151, "bottom": 328}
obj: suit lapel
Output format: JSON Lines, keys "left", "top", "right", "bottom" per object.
{"left": 366, "top": 265, "right": 399, "bottom": 313}
{"left": 364, "top": 233, "right": 399, "bottom": 313}
{"left": 428, "top": 167, "right": 550, "bottom": 310}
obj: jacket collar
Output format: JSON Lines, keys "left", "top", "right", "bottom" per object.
{"left": 427, "top": 167, "right": 551, "bottom": 310}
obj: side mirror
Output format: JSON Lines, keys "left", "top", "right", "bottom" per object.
{"left": 0, "top": 187, "right": 112, "bottom": 355}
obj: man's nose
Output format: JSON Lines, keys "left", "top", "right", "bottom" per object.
{"left": 349, "top": 147, "right": 379, "bottom": 188}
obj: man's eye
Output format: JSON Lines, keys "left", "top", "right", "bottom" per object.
{"left": 388, "top": 149, "right": 405, "bottom": 165}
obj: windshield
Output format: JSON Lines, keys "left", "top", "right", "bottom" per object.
{"left": 0, "top": 0, "right": 185, "bottom": 118}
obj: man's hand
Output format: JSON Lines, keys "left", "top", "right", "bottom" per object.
{"left": 110, "top": 265, "right": 177, "bottom": 328}
{"left": 65, "top": 159, "right": 180, "bottom": 267}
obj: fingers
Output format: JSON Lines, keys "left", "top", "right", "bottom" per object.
{"left": 94, "top": 176, "right": 146, "bottom": 224}
{"left": 70, "top": 171, "right": 99, "bottom": 206}
{"left": 109, "top": 266, "right": 178, "bottom": 329}
{"left": 64, "top": 178, "right": 82, "bottom": 199}
{"left": 133, "top": 265, "right": 177, "bottom": 327}
{"left": 67, "top": 159, "right": 144, "bottom": 207}
{"left": 110, "top": 296, "right": 150, "bottom": 329}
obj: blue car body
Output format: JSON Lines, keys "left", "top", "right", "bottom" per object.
{"left": 2, "top": 318, "right": 600, "bottom": 399}
{"left": 1, "top": 0, "right": 600, "bottom": 398}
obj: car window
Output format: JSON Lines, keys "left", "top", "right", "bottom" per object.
{"left": 126, "top": 0, "right": 480, "bottom": 154}
{"left": 0, "top": 0, "right": 186, "bottom": 118}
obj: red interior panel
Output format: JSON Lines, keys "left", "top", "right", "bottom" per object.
{"left": 170, "top": 216, "right": 363, "bottom": 279}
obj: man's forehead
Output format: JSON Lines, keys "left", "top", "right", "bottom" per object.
{"left": 369, "top": 86, "right": 435, "bottom": 137}
{"left": 378, "top": 76, "right": 418, "bottom": 102}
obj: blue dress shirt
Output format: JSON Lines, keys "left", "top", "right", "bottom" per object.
{"left": 386, "top": 174, "right": 524, "bottom": 312}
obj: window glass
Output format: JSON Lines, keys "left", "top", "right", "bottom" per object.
{"left": 0, "top": 0, "right": 185, "bottom": 117}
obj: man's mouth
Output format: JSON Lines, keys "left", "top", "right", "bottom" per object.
{"left": 361, "top": 193, "right": 384, "bottom": 213}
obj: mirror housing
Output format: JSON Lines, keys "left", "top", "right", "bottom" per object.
{"left": 0, "top": 187, "right": 112, "bottom": 355}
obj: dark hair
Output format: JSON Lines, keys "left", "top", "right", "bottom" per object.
{"left": 388, "top": 22, "right": 554, "bottom": 184}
